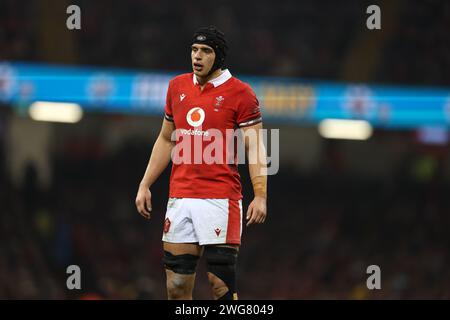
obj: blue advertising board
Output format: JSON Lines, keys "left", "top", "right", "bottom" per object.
{"left": 1, "top": 62, "right": 450, "bottom": 129}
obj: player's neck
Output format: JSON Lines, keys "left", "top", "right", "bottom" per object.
{"left": 196, "top": 69, "right": 223, "bottom": 89}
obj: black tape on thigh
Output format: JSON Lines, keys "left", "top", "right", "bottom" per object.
{"left": 162, "top": 251, "right": 199, "bottom": 275}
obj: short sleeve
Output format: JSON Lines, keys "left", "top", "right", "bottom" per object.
{"left": 164, "top": 81, "right": 174, "bottom": 122}
{"left": 236, "top": 84, "right": 262, "bottom": 127}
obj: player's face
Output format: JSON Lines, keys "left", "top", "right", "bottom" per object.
{"left": 191, "top": 44, "right": 216, "bottom": 78}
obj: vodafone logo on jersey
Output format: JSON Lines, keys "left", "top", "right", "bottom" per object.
{"left": 186, "top": 107, "right": 205, "bottom": 127}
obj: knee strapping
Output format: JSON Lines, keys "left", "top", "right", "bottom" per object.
{"left": 163, "top": 251, "right": 199, "bottom": 275}
{"left": 204, "top": 246, "right": 238, "bottom": 300}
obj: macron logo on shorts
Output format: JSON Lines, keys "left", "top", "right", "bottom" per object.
{"left": 214, "top": 228, "right": 221, "bottom": 236}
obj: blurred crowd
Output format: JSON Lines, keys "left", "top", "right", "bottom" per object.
{"left": 1, "top": 0, "right": 449, "bottom": 86}
{"left": 1, "top": 134, "right": 449, "bottom": 299}
{"left": 377, "top": 0, "right": 450, "bottom": 86}
{"left": 0, "top": 0, "right": 36, "bottom": 62}
{"left": 74, "top": 0, "right": 361, "bottom": 80}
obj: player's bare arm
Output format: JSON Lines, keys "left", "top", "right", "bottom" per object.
{"left": 135, "top": 119, "right": 175, "bottom": 219}
{"left": 242, "top": 122, "right": 268, "bottom": 226}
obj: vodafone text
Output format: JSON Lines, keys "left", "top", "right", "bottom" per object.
{"left": 171, "top": 127, "right": 279, "bottom": 175}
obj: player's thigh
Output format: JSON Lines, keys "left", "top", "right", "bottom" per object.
{"left": 163, "top": 242, "right": 203, "bottom": 293}
{"left": 163, "top": 242, "right": 203, "bottom": 256}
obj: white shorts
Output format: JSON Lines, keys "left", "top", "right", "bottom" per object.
{"left": 162, "top": 198, "right": 243, "bottom": 245}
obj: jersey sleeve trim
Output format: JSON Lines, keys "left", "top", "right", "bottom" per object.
{"left": 238, "top": 116, "right": 262, "bottom": 127}
{"left": 164, "top": 113, "right": 174, "bottom": 122}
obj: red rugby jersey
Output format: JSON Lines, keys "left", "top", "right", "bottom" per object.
{"left": 163, "top": 69, "right": 262, "bottom": 200}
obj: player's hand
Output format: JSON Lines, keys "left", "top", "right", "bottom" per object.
{"left": 246, "top": 196, "right": 267, "bottom": 226}
{"left": 135, "top": 184, "right": 152, "bottom": 219}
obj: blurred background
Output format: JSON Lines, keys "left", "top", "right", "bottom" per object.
{"left": 1, "top": 0, "right": 450, "bottom": 299}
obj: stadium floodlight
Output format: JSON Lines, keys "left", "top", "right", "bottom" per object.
{"left": 28, "top": 101, "right": 83, "bottom": 123}
{"left": 318, "top": 119, "right": 373, "bottom": 140}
